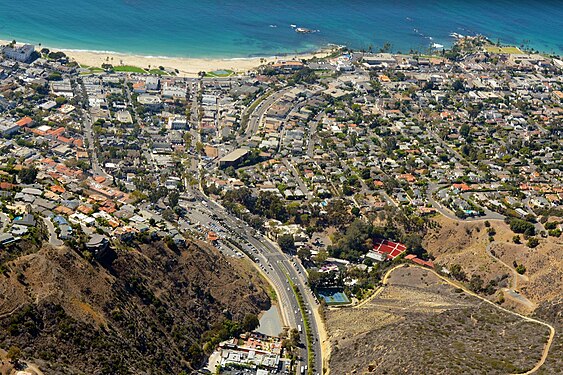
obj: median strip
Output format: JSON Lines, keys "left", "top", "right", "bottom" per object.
{"left": 281, "top": 264, "right": 315, "bottom": 375}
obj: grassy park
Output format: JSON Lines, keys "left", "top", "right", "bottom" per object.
{"left": 485, "top": 45, "right": 523, "bottom": 54}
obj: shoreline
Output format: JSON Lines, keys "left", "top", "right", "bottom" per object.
{"left": 0, "top": 39, "right": 335, "bottom": 77}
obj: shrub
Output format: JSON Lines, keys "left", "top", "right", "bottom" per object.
{"left": 526, "top": 237, "right": 539, "bottom": 248}
{"left": 512, "top": 235, "right": 521, "bottom": 244}
{"left": 509, "top": 219, "right": 535, "bottom": 237}
{"left": 515, "top": 264, "right": 526, "bottom": 275}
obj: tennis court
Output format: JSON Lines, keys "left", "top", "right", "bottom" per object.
{"left": 317, "top": 289, "right": 350, "bottom": 305}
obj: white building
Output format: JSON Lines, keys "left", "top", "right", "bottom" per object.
{"left": 167, "top": 115, "right": 189, "bottom": 130}
{"left": 0, "top": 121, "right": 19, "bottom": 136}
{"left": 145, "top": 76, "right": 160, "bottom": 91}
{"left": 202, "top": 94, "right": 217, "bottom": 106}
{"left": 162, "top": 83, "right": 187, "bottom": 99}
{"left": 3, "top": 44, "right": 35, "bottom": 62}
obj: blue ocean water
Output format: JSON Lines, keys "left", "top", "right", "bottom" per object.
{"left": 1, "top": 0, "right": 561, "bottom": 57}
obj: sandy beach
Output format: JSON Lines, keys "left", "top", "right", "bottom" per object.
{"left": 1, "top": 39, "right": 332, "bottom": 77}
{"left": 64, "top": 50, "right": 330, "bottom": 76}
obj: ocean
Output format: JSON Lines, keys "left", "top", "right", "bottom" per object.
{"left": 1, "top": 0, "right": 561, "bottom": 57}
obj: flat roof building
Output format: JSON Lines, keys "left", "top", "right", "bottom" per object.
{"left": 219, "top": 148, "right": 249, "bottom": 168}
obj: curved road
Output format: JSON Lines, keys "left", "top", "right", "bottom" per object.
{"left": 193, "top": 190, "right": 325, "bottom": 374}
{"left": 42, "top": 217, "right": 63, "bottom": 247}
{"left": 427, "top": 183, "right": 505, "bottom": 222}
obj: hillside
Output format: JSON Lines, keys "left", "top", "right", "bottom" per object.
{"left": 327, "top": 266, "right": 553, "bottom": 375}
{"left": 423, "top": 216, "right": 563, "bottom": 308}
{"left": 0, "top": 238, "right": 270, "bottom": 374}
{"left": 420, "top": 216, "right": 562, "bottom": 374}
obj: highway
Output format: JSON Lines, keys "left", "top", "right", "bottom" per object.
{"left": 188, "top": 188, "right": 324, "bottom": 374}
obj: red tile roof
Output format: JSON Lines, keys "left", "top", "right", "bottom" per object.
{"left": 16, "top": 116, "right": 33, "bottom": 127}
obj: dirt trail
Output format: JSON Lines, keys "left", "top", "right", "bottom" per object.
{"left": 486, "top": 242, "right": 535, "bottom": 311}
{"left": 371, "top": 264, "right": 556, "bottom": 375}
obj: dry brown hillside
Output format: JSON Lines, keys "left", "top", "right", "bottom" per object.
{"left": 422, "top": 216, "right": 563, "bottom": 374}
{"left": 327, "top": 266, "right": 552, "bottom": 375}
{"left": 0, "top": 239, "right": 270, "bottom": 374}
{"left": 424, "top": 216, "right": 563, "bottom": 307}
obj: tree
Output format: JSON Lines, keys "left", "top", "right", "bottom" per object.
{"left": 404, "top": 233, "right": 424, "bottom": 257}
{"left": 351, "top": 206, "right": 360, "bottom": 217}
{"left": 314, "top": 249, "right": 328, "bottom": 264}
{"left": 516, "top": 264, "right": 526, "bottom": 274}
{"left": 195, "top": 141, "right": 204, "bottom": 154}
{"left": 513, "top": 235, "right": 521, "bottom": 244}
{"left": 162, "top": 208, "right": 176, "bottom": 222}
{"left": 297, "top": 246, "right": 311, "bottom": 261}
{"left": 460, "top": 124, "right": 471, "bottom": 138}
{"left": 278, "top": 234, "right": 295, "bottom": 253}
{"left": 183, "top": 132, "right": 193, "bottom": 148}
{"left": 469, "top": 274, "right": 483, "bottom": 292}
{"left": 168, "top": 190, "right": 180, "bottom": 208}
{"left": 55, "top": 96, "right": 67, "bottom": 106}
{"left": 7, "top": 346, "right": 22, "bottom": 364}
{"left": 452, "top": 79, "right": 465, "bottom": 92}
{"left": 18, "top": 166, "right": 38, "bottom": 184}
{"left": 450, "top": 264, "right": 466, "bottom": 281}
{"left": 325, "top": 199, "right": 353, "bottom": 228}
{"left": 242, "top": 313, "right": 260, "bottom": 332}
{"left": 509, "top": 219, "right": 536, "bottom": 237}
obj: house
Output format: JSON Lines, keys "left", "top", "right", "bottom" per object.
{"left": 13, "top": 213, "right": 36, "bottom": 227}
{"left": 86, "top": 234, "right": 109, "bottom": 258}
{"left": 271, "top": 61, "right": 305, "bottom": 72}
{"left": 0, "top": 233, "right": 18, "bottom": 246}
{"left": 3, "top": 44, "right": 35, "bottom": 63}
{"left": 59, "top": 224, "right": 73, "bottom": 239}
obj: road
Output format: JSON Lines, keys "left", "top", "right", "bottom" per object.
{"left": 43, "top": 217, "right": 64, "bottom": 247}
{"left": 282, "top": 159, "right": 311, "bottom": 199}
{"left": 238, "top": 87, "right": 292, "bottom": 145}
{"left": 189, "top": 189, "right": 324, "bottom": 374}
{"left": 73, "top": 78, "right": 113, "bottom": 182}
{"left": 427, "top": 183, "right": 505, "bottom": 222}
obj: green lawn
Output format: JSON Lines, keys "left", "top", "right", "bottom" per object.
{"left": 79, "top": 64, "right": 105, "bottom": 74}
{"left": 114, "top": 65, "right": 147, "bottom": 73}
{"left": 485, "top": 45, "right": 523, "bottom": 54}
{"left": 205, "top": 69, "right": 234, "bottom": 77}
{"left": 148, "top": 69, "right": 169, "bottom": 76}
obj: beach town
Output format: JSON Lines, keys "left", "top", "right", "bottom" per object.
{"left": 0, "top": 34, "right": 561, "bottom": 375}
